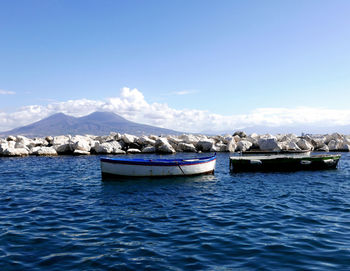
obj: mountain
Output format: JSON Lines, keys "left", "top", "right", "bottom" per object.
{"left": 0, "top": 111, "right": 182, "bottom": 137}
{"left": 209, "top": 124, "right": 350, "bottom": 136}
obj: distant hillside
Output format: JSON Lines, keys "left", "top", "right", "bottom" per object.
{"left": 0, "top": 111, "right": 182, "bottom": 137}
{"left": 207, "top": 124, "right": 350, "bottom": 136}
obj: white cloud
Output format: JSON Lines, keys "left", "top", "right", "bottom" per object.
{"left": 1, "top": 87, "right": 350, "bottom": 133}
{"left": 172, "top": 89, "right": 198, "bottom": 95}
{"left": 0, "top": 89, "right": 15, "bottom": 95}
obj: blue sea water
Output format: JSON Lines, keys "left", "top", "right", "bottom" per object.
{"left": 0, "top": 152, "right": 350, "bottom": 270}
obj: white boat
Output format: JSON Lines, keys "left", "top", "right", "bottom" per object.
{"left": 100, "top": 154, "right": 216, "bottom": 178}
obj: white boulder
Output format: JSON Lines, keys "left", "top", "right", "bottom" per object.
{"left": 286, "top": 141, "right": 301, "bottom": 151}
{"left": 281, "top": 134, "right": 298, "bottom": 142}
{"left": 196, "top": 139, "right": 215, "bottom": 152}
{"left": 155, "top": 138, "right": 176, "bottom": 153}
{"left": 141, "top": 146, "right": 156, "bottom": 153}
{"left": 222, "top": 136, "right": 234, "bottom": 144}
{"left": 109, "top": 132, "right": 121, "bottom": 140}
{"left": 15, "top": 136, "right": 32, "bottom": 149}
{"left": 127, "top": 148, "right": 141, "bottom": 154}
{"left": 341, "top": 144, "right": 350, "bottom": 152}
{"left": 325, "top": 133, "right": 343, "bottom": 144}
{"left": 245, "top": 136, "right": 258, "bottom": 146}
{"left": 30, "top": 147, "right": 58, "bottom": 156}
{"left": 275, "top": 141, "right": 287, "bottom": 151}
{"left": 29, "top": 138, "right": 48, "bottom": 147}
{"left": 55, "top": 144, "right": 72, "bottom": 154}
{"left": 149, "top": 135, "right": 159, "bottom": 140}
{"left": 72, "top": 138, "right": 91, "bottom": 152}
{"left": 94, "top": 142, "right": 110, "bottom": 153}
{"left": 258, "top": 138, "right": 280, "bottom": 151}
{"left": 45, "top": 135, "right": 53, "bottom": 141}
{"left": 15, "top": 142, "right": 28, "bottom": 149}
{"left": 112, "top": 149, "right": 126, "bottom": 154}
{"left": 7, "top": 141, "right": 16, "bottom": 148}
{"left": 260, "top": 134, "right": 275, "bottom": 140}
{"left": 167, "top": 136, "right": 182, "bottom": 144}
{"left": 233, "top": 131, "right": 247, "bottom": 138}
{"left": 237, "top": 140, "right": 253, "bottom": 152}
{"left": 232, "top": 135, "right": 241, "bottom": 142}
{"left": 52, "top": 136, "right": 72, "bottom": 154}
{"left": 121, "top": 134, "right": 137, "bottom": 144}
{"left": 6, "top": 136, "right": 16, "bottom": 141}
{"left": 328, "top": 140, "right": 342, "bottom": 151}
{"left": 215, "top": 143, "right": 228, "bottom": 152}
{"left": 94, "top": 141, "right": 124, "bottom": 154}
{"left": 177, "top": 142, "right": 196, "bottom": 152}
{"left": 3, "top": 147, "right": 29, "bottom": 157}
{"left": 211, "top": 136, "right": 223, "bottom": 144}
{"left": 0, "top": 142, "right": 9, "bottom": 155}
{"left": 179, "top": 134, "right": 200, "bottom": 145}
{"left": 226, "top": 139, "right": 237, "bottom": 152}
{"left": 345, "top": 136, "right": 350, "bottom": 144}
{"left": 157, "top": 144, "right": 175, "bottom": 153}
{"left": 297, "top": 139, "right": 314, "bottom": 151}
{"left": 52, "top": 135, "right": 70, "bottom": 146}
{"left": 137, "top": 136, "right": 156, "bottom": 146}
{"left": 312, "top": 138, "right": 327, "bottom": 149}
{"left": 73, "top": 150, "right": 90, "bottom": 155}
{"left": 318, "top": 144, "right": 329, "bottom": 152}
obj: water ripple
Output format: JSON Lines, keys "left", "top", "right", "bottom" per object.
{"left": 0, "top": 153, "right": 350, "bottom": 270}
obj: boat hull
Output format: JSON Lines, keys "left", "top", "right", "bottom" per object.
{"left": 101, "top": 155, "right": 216, "bottom": 178}
{"left": 230, "top": 154, "right": 341, "bottom": 172}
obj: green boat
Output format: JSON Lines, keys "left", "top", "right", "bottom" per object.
{"left": 229, "top": 154, "right": 341, "bottom": 172}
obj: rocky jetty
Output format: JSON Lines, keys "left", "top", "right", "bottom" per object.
{"left": 0, "top": 132, "right": 349, "bottom": 157}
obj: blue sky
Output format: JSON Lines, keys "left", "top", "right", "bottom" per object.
{"left": 1, "top": 0, "right": 350, "bottom": 133}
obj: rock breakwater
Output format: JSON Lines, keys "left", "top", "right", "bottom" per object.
{"left": 0, "top": 132, "right": 349, "bottom": 157}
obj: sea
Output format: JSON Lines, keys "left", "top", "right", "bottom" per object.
{"left": 0, "top": 152, "right": 350, "bottom": 270}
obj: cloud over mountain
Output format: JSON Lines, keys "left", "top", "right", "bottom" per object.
{"left": 0, "top": 89, "right": 15, "bottom": 95}
{"left": 1, "top": 87, "right": 350, "bottom": 134}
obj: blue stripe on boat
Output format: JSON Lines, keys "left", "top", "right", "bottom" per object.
{"left": 100, "top": 154, "right": 216, "bottom": 166}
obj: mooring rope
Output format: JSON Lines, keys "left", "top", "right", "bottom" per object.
{"left": 177, "top": 162, "right": 185, "bottom": 175}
